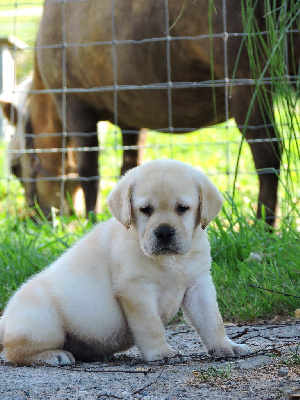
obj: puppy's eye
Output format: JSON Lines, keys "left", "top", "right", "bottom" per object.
{"left": 176, "top": 204, "right": 190, "bottom": 215}
{"left": 139, "top": 206, "right": 153, "bottom": 216}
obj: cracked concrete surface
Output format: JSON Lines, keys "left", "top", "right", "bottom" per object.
{"left": 0, "top": 321, "right": 299, "bottom": 399}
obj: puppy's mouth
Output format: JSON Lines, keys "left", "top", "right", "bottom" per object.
{"left": 143, "top": 244, "right": 182, "bottom": 257}
{"left": 151, "top": 245, "right": 181, "bottom": 256}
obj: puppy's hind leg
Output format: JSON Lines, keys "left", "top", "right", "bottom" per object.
{"left": 2, "top": 283, "right": 75, "bottom": 366}
{"left": 10, "top": 348, "right": 75, "bottom": 366}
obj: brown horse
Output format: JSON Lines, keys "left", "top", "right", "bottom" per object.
{"left": 2, "top": 0, "right": 299, "bottom": 222}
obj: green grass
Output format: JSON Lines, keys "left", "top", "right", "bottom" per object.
{"left": 210, "top": 195, "right": 299, "bottom": 321}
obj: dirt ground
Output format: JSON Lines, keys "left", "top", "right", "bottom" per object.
{"left": 0, "top": 320, "right": 299, "bottom": 399}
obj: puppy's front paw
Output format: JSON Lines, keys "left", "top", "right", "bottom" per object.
{"left": 209, "top": 340, "right": 250, "bottom": 358}
{"left": 143, "top": 345, "right": 175, "bottom": 362}
{"left": 31, "top": 350, "right": 75, "bottom": 366}
{"left": 231, "top": 343, "right": 250, "bottom": 356}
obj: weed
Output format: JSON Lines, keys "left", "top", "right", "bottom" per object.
{"left": 192, "top": 364, "right": 232, "bottom": 382}
{"left": 282, "top": 344, "right": 300, "bottom": 367}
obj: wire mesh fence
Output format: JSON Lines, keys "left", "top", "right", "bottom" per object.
{"left": 0, "top": 0, "right": 299, "bottom": 225}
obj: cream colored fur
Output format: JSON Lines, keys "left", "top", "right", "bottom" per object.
{"left": 0, "top": 160, "right": 249, "bottom": 366}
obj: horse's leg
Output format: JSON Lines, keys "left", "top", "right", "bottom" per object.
{"left": 120, "top": 127, "right": 147, "bottom": 175}
{"left": 63, "top": 98, "right": 100, "bottom": 216}
{"left": 231, "top": 87, "right": 281, "bottom": 226}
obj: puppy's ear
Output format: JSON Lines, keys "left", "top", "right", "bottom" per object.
{"left": 193, "top": 171, "right": 223, "bottom": 229}
{"left": 107, "top": 176, "right": 133, "bottom": 229}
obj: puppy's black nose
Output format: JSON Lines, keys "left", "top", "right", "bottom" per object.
{"left": 155, "top": 224, "right": 175, "bottom": 243}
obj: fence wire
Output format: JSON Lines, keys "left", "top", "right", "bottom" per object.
{"left": 0, "top": 0, "right": 299, "bottom": 219}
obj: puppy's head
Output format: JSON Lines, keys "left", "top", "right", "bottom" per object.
{"left": 107, "top": 160, "right": 223, "bottom": 258}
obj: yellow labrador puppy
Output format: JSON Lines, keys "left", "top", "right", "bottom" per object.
{"left": 0, "top": 160, "right": 249, "bottom": 365}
